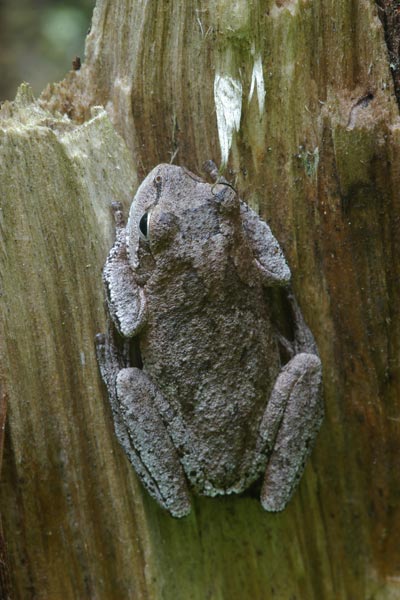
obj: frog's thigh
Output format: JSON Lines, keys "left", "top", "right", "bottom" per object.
{"left": 259, "top": 353, "right": 323, "bottom": 512}
{"left": 116, "top": 368, "right": 191, "bottom": 518}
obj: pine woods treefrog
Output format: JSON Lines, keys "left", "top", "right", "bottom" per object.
{"left": 96, "top": 162, "right": 323, "bottom": 518}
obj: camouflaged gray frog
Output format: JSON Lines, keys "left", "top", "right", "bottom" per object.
{"left": 96, "top": 162, "right": 323, "bottom": 518}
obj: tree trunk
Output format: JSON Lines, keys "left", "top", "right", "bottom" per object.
{"left": 1, "top": 1, "right": 400, "bottom": 598}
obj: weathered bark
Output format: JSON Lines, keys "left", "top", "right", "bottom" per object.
{"left": 377, "top": 0, "right": 400, "bottom": 105}
{"left": 0, "top": 384, "right": 11, "bottom": 599}
{"left": 1, "top": 0, "right": 400, "bottom": 598}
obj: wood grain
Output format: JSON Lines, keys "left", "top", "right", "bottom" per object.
{"left": 1, "top": 1, "right": 399, "bottom": 598}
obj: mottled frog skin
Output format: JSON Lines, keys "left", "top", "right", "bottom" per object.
{"left": 96, "top": 163, "right": 323, "bottom": 517}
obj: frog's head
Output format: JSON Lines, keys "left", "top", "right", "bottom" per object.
{"left": 126, "top": 164, "right": 242, "bottom": 282}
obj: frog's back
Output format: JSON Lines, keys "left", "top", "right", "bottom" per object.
{"left": 131, "top": 164, "right": 286, "bottom": 494}
{"left": 140, "top": 266, "right": 280, "bottom": 495}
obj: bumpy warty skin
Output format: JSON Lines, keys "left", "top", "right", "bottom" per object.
{"left": 98, "top": 163, "right": 323, "bottom": 516}
{"left": 126, "top": 166, "right": 285, "bottom": 495}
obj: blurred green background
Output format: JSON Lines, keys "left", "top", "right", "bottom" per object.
{"left": 0, "top": 0, "right": 95, "bottom": 101}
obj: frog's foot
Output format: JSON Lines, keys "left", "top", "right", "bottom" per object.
{"left": 115, "top": 367, "right": 192, "bottom": 518}
{"left": 259, "top": 353, "right": 323, "bottom": 512}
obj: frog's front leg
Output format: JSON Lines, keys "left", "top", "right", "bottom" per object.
{"left": 258, "top": 352, "right": 323, "bottom": 512}
{"left": 103, "top": 201, "right": 147, "bottom": 338}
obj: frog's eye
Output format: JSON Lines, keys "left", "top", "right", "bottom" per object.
{"left": 139, "top": 212, "right": 150, "bottom": 240}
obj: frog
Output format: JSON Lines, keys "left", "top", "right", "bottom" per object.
{"left": 96, "top": 161, "right": 323, "bottom": 518}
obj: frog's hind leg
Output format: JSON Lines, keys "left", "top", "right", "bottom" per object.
{"left": 116, "top": 367, "right": 192, "bottom": 518}
{"left": 259, "top": 353, "right": 323, "bottom": 512}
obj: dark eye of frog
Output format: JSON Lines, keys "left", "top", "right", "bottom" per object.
{"left": 139, "top": 212, "right": 150, "bottom": 241}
